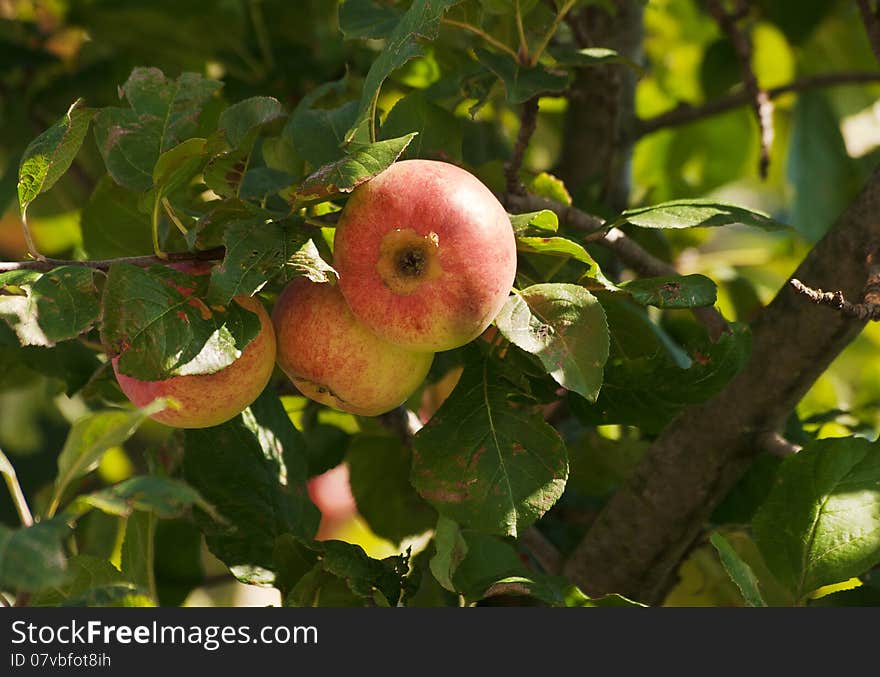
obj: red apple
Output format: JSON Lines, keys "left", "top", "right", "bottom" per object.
{"left": 333, "top": 159, "right": 517, "bottom": 352}
{"left": 113, "top": 264, "right": 276, "bottom": 429}
{"left": 272, "top": 277, "right": 433, "bottom": 416}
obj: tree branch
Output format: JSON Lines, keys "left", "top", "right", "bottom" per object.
{"left": 0, "top": 247, "right": 226, "bottom": 273}
{"left": 505, "top": 98, "right": 540, "bottom": 197}
{"left": 520, "top": 526, "right": 563, "bottom": 575}
{"left": 857, "top": 0, "right": 880, "bottom": 63}
{"left": 635, "top": 71, "right": 880, "bottom": 138}
{"left": 757, "top": 431, "right": 801, "bottom": 458}
{"left": 563, "top": 167, "right": 880, "bottom": 604}
{"left": 706, "top": 0, "right": 774, "bottom": 178}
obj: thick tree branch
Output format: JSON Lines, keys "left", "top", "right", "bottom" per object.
{"left": 706, "top": 0, "right": 774, "bottom": 177}
{"left": 563, "top": 167, "right": 880, "bottom": 604}
{"left": 635, "top": 71, "right": 880, "bottom": 138}
{"left": 0, "top": 247, "right": 226, "bottom": 273}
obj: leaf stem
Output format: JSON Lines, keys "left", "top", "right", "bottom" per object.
{"left": 151, "top": 197, "right": 168, "bottom": 260}
{"left": 145, "top": 512, "right": 158, "bottom": 603}
{"left": 516, "top": 0, "right": 531, "bottom": 64}
{"left": 19, "top": 210, "right": 44, "bottom": 262}
{"left": 162, "top": 197, "right": 189, "bottom": 236}
{"left": 441, "top": 18, "right": 520, "bottom": 61}
{"left": 0, "top": 447, "right": 34, "bottom": 527}
{"left": 531, "top": 0, "right": 577, "bottom": 66}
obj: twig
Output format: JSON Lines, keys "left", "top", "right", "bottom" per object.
{"left": 520, "top": 526, "right": 562, "bottom": 574}
{"left": 706, "top": 0, "right": 773, "bottom": 178}
{"left": 600, "top": 228, "right": 730, "bottom": 340}
{"left": 531, "top": 0, "right": 578, "bottom": 66}
{"left": 635, "top": 71, "right": 880, "bottom": 139}
{"left": 789, "top": 278, "right": 880, "bottom": 321}
{"left": 0, "top": 247, "right": 226, "bottom": 273}
{"left": 515, "top": 0, "right": 531, "bottom": 63}
{"left": 858, "top": 0, "right": 880, "bottom": 64}
{"left": 505, "top": 98, "right": 540, "bottom": 197}
{"left": 505, "top": 193, "right": 606, "bottom": 236}
{"left": 756, "top": 431, "right": 801, "bottom": 458}
{"left": 441, "top": 18, "right": 520, "bottom": 61}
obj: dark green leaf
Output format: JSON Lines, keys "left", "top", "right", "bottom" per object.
{"left": 288, "top": 77, "right": 359, "bottom": 169}
{"left": 81, "top": 176, "right": 154, "bottom": 258}
{"left": 620, "top": 274, "right": 717, "bottom": 309}
{"left": 61, "top": 584, "right": 155, "bottom": 607}
{"left": 475, "top": 48, "right": 571, "bottom": 104}
{"left": 207, "top": 217, "right": 308, "bottom": 305}
{"left": 710, "top": 532, "right": 767, "bottom": 607}
{"left": 346, "top": 434, "right": 437, "bottom": 544}
{"left": 218, "top": 97, "right": 285, "bottom": 149}
{"left": 31, "top": 555, "right": 126, "bottom": 606}
{"left": 93, "top": 68, "right": 222, "bottom": 192}
{"left": 69, "top": 476, "right": 217, "bottom": 520}
{"left": 0, "top": 519, "right": 70, "bottom": 592}
{"left": 120, "top": 510, "right": 153, "bottom": 592}
{"left": 753, "top": 437, "right": 880, "bottom": 601}
{"left": 0, "top": 266, "right": 101, "bottom": 346}
{"left": 495, "top": 283, "right": 609, "bottom": 401}
{"left": 551, "top": 46, "right": 642, "bottom": 72}
{"left": 101, "top": 262, "right": 262, "bottom": 380}
{"left": 184, "top": 389, "right": 319, "bottom": 585}
{"left": 18, "top": 100, "right": 94, "bottom": 214}
{"left": 345, "top": 0, "right": 463, "bottom": 143}
{"left": 381, "top": 90, "right": 463, "bottom": 161}
{"left": 339, "top": 0, "right": 403, "bottom": 39}
{"left": 296, "top": 133, "right": 417, "bottom": 200}
{"left": 412, "top": 354, "right": 568, "bottom": 536}
{"left": 616, "top": 199, "right": 787, "bottom": 231}
{"left": 54, "top": 403, "right": 169, "bottom": 513}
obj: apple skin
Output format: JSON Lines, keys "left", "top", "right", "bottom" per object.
{"left": 272, "top": 277, "right": 433, "bottom": 417}
{"left": 333, "top": 159, "right": 517, "bottom": 352}
{"left": 112, "top": 266, "right": 276, "bottom": 429}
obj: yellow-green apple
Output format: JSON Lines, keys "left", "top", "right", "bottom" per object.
{"left": 333, "top": 159, "right": 517, "bottom": 352}
{"left": 112, "top": 264, "right": 276, "bottom": 429}
{"left": 272, "top": 277, "right": 433, "bottom": 416}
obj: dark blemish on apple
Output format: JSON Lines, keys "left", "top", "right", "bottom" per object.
{"left": 396, "top": 246, "right": 428, "bottom": 278}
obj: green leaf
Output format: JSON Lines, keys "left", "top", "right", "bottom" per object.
{"left": 0, "top": 519, "right": 70, "bottom": 592}
{"left": 515, "top": 236, "right": 612, "bottom": 288}
{"left": 412, "top": 354, "right": 568, "bottom": 537}
{"left": 615, "top": 199, "right": 787, "bottom": 231}
{"left": 339, "top": 0, "right": 403, "bottom": 39}
{"left": 475, "top": 48, "right": 571, "bottom": 104}
{"left": 94, "top": 68, "right": 222, "bottom": 192}
{"left": 788, "top": 92, "right": 862, "bottom": 242}
{"left": 207, "top": 217, "right": 307, "bottom": 305}
{"left": 710, "top": 532, "right": 767, "bottom": 607}
{"left": 551, "top": 46, "right": 642, "bottom": 72}
{"left": 54, "top": 402, "right": 169, "bottom": 514}
{"left": 429, "top": 518, "right": 588, "bottom": 605}
{"left": 620, "top": 274, "right": 717, "bottom": 309}
{"left": 120, "top": 510, "right": 153, "bottom": 593}
{"left": 184, "top": 389, "right": 319, "bottom": 585}
{"left": 218, "top": 96, "right": 285, "bottom": 149}
{"left": 62, "top": 584, "right": 155, "bottom": 607}
{"left": 69, "top": 476, "right": 216, "bottom": 520}
{"left": 527, "top": 172, "right": 571, "bottom": 206}
{"left": 568, "top": 431, "right": 648, "bottom": 497}
{"left": 18, "top": 99, "right": 94, "bottom": 214}
{"left": 150, "top": 137, "right": 215, "bottom": 199}
{"left": 346, "top": 434, "right": 438, "bottom": 544}
{"left": 31, "top": 555, "right": 126, "bottom": 606}
{"left": 345, "top": 0, "right": 463, "bottom": 143}
{"left": 287, "top": 77, "right": 359, "bottom": 169}
{"left": 753, "top": 437, "right": 880, "bottom": 602}
{"left": 0, "top": 266, "right": 101, "bottom": 346}
{"left": 296, "top": 133, "right": 417, "bottom": 200}
{"left": 509, "top": 210, "right": 559, "bottom": 236}
{"left": 81, "top": 176, "right": 154, "bottom": 258}
{"left": 381, "top": 90, "right": 463, "bottom": 162}
{"left": 287, "top": 239, "right": 338, "bottom": 284}
{"left": 203, "top": 148, "right": 250, "bottom": 199}
{"left": 573, "top": 300, "right": 751, "bottom": 433}
{"left": 495, "top": 283, "right": 610, "bottom": 402}
{"left": 101, "top": 262, "right": 262, "bottom": 380}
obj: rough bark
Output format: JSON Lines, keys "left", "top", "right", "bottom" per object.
{"left": 556, "top": 0, "right": 643, "bottom": 212}
{"left": 563, "top": 168, "right": 880, "bottom": 604}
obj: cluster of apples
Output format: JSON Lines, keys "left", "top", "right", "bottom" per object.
{"left": 112, "top": 160, "right": 517, "bottom": 428}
